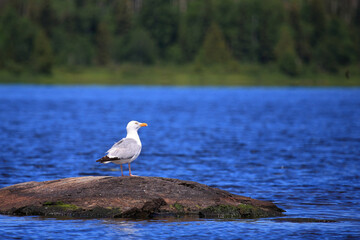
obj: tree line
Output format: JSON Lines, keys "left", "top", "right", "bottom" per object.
{"left": 0, "top": 0, "right": 359, "bottom": 76}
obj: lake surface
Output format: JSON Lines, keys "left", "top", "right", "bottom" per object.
{"left": 0, "top": 86, "right": 360, "bottom": 239}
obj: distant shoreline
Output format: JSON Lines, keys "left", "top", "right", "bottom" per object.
{"left": 0, "top": 64, "right": 359, "bottom": 86}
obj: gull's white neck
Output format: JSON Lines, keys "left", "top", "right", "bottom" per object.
{"left": 126, "top": 129, "right": 141, "bottom": 146}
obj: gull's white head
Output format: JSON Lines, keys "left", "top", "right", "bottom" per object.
{"left": 126, "top": 120, "right": 148, "bottom": 132}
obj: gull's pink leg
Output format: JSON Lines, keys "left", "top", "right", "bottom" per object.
{"left": 120, "top": 165, "right": 124, "bottom": 176}
{"left": 129, "top": 163, "right": 132, "bottom": 176}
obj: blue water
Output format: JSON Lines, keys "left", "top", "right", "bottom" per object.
{"left": 0, "top": 85, "right": 360, "bottom": 239}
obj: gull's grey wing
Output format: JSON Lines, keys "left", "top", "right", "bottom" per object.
{"left": 106, "top": 138, "right": 141, "bottom": 159}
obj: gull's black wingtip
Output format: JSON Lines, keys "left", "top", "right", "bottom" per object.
{"left": 96, "top": 156, "right": 109, "bottom": 163}
{"left": 96, "top": 156, "right": 120, "bottom": 163}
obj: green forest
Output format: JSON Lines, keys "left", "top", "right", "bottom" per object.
{"left": 0, "top": 0, "right": 359, "bottom": 85}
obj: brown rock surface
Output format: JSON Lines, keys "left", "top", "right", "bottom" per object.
{"left": 0, "top": 176, "right": 285, "bottom": 219}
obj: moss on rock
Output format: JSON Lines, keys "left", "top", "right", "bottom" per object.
{"left": 199, "top": 204, "right": 277, "bottom": 219}
{"left": 11, "top": 202, "right": 122, "bottom": 218}
{"left": 42, "top": 201, "right": 79, "bottom": 210}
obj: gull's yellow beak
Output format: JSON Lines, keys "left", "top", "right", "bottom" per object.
{"left": 140, "top": 123, "right": 148, "bottom": 127}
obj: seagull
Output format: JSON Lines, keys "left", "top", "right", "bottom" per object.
{"left": 96, "top": 120, "right": 148, "bottom": 176}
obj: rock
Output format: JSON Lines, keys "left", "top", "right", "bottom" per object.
{"left": 0, "top": 176, "right": 285, "bottom": 219}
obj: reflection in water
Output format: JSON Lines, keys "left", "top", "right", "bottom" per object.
{"left": 100, "top": 219, "right": 140, "bottom": 237}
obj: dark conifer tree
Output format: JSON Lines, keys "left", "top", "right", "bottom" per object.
{"left": 32, "top": 29, "right": 53, "bottom": 74}
{"left": 96, "top": 21, "right": 111, "bottom": 65}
